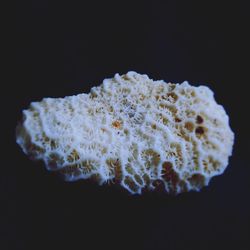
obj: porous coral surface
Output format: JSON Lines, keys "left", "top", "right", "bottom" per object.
{"left": 16, "top": 72, "right": 234, "bottom": 194}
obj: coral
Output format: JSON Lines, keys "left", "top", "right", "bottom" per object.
{"left": 16, "top": 72, "right": 234, "bottom": 194}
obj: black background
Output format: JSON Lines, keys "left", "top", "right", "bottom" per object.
{"left": 4, "top": 1, "right": 249, "bottom": 250}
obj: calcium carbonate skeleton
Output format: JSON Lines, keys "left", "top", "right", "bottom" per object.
{"left": 16, "top": 72, "right": 234, "bottom": 194}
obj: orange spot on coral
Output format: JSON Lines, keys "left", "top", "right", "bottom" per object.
{"left": 112, "top": 120, "right": 121, "bottom": 129}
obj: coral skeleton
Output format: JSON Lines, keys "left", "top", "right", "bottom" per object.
{"left": 16, "top": 72, "right": 234, "bottom": 194}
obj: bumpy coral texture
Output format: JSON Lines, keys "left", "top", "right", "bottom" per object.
{"left": 16, "top": 72, "right": 234, "bottom": 194}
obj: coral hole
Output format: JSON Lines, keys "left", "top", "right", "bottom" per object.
{"left": 185, "top": 122, "right": 194, "bottom": 132}
{"left": 162, "top": 161, "right": 179, "bottom": 186}
{"left": 196, "top": 115, "right": 204, "bottom": 124}
{"left": 152, "top": 180, "right": 166, "bottom": 192}
{"left": 162, "top": 92, "right": 178, "bottom": 103}
{"left": 188, "top": 174, "right": 205, "bottom": 188}
{"left": 195, "top": 126, "right": 207, "bottom": 138}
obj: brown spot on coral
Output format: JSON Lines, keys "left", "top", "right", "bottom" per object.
{"left": 90, "top": 173, "right": 102, "bottom": 183}
{"left": 188, "top": 174, "right": 205, "bottom": 188}
{"left": 139, "top": 94, "right": 145, "bottom": 100}
{"left": 112, "top": 120, "right": 121, "bottom": 129}
{"left": 142, "top": 174, "right": 150, "bottom": 185}
{"left": 121, "top": 75, "right": 130, "bottom": 81}
{"left": 162, "top": 161, "right": 179, "bottom": 187}
{"left": 28, "top": 143, "right": 45, "bottom": 156}
{"left": 168, "top": 92, "right": 178, "bottom": 102}
{"left": 67, "top": 149, "right": 80, "bottom": 163}
{"left": 196, "top": 115, "right": 204, "bottom": 124}
{"left": 134, "top": 174, "right": 144, "bottom": 186}
{"left": 142, "top": 149, "right": 161, "bottom": 168}
{"left": 124, "top": 176, "right": 138, "bottom": 193}
{"left": 185, "top": 109, "right": 196, "bottom": 118}
{"left": 151, "top": 124, "right": 157, "bottom": 129}
{"left": 152, "top": 180, "right": 166, "bottom": 192}
{"left": 125, "top": 164, "right": 134, "bottom": 175}
{"left": 50, "top": 140, "right": 57, "bottom": 150}
{"left": 159, "top": 104, "right": 177, "bottom": 115}
{"left": 162, "top": 92, "right": 178, "bottom": 103}
{"left": 162, "top": 117, "right": 168, "bottom": 125}
{"left": 185, "top": 122, "right": 194, "bottom": 132}
{"left": 191, "top": 90, "right": 196, "bottom": 97}
{"left": 114, "top": 165, "right": 122, "bottom": 184}
{"left": 60, "top": 164, "right": 82, "bottom": 177}
{"left": 80, "top": 160, "right": 96, "bottom": 174}
{"left": 195, "top": 126, "right": 206, "bottom": 138}
{"left": 48, "top": 153, "right": 64, "bottom": 169}
{"left": 178, "top": 180, "right": 188, "bottom": 192}
{"left": 106, "top": 158, "right": 123, "bottom": 183}
{"left": 168, "top": 83, "right": 176, "bottom": 91}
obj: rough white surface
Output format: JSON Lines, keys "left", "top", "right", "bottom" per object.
{"left": 16, "top": 71, "right": 234, "bottom": 194}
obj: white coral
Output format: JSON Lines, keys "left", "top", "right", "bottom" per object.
{"left": 16, "top": 71, "right": 234, "bottom": 194}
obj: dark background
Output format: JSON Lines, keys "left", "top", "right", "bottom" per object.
{"left": 4, "top": 1, "right": 249, "bottom": 249}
